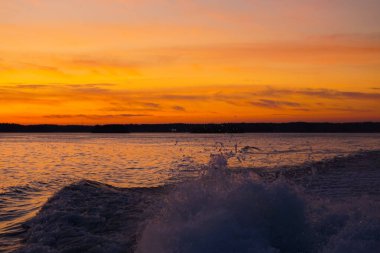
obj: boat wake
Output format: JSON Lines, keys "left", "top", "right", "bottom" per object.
{"left": 14, "top": 151, "right": 380, "bottom": 253}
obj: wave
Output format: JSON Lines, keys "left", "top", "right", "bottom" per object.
{"left": 256, "top": 150, "right": 380, "bottom": 199}
{"left": 12, "top": 180, "right": 167, "bottom": 253}
{"left": 14, "top": 151, "right": 380, "bottom": 253}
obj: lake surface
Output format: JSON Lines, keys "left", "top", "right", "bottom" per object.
{"left": 1, "top": 133, "right": 380, "bottom": 252}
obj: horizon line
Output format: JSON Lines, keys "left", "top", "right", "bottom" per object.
{"left": 1, "top": 122, "right": 380, "bottom": 126}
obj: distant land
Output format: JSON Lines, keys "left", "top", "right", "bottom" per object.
{"left": 0, "top": 122, "right": 380, "bottom": 133}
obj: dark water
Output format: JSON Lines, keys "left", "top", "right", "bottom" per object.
{"left": 1, "top": 133, "right": 380, "bottom": 252}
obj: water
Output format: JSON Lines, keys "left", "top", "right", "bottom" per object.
{"left": 0, "top": 133, "right": 379, "bottom": 252}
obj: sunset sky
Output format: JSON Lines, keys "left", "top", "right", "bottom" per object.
{"left": 1, "top": 0, "right": 380, "bottom": 124}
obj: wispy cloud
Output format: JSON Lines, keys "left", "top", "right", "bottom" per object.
{"left": 1, "top": 83, "right": 379, "bottom": 123}
{"left": 44, "top": 114, "right": 150, "bottom": 119}
{"left": 261, "top": 87, "right": 380, "bottom": 100}
{"left": 251, "top": 99, "right": 301, "bottom": 109}
{"left": 14, "top": 84, "right": 51, "bottom": 89}
{"left": 159, "top": 94, "right": 207, "bottom": 101}
{"left": 3, "top": 83, "right": 380, "bottom": 103}
{"left": 172, "top": 105, "right": 186, "bottom": 111}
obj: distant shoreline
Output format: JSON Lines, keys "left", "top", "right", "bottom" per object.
{"left": 0, "top": 122, "right": 380, "bottom": 133}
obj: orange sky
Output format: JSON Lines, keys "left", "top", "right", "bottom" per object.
{"left": 1, "top": 0, "right": 380, "bottom": 124}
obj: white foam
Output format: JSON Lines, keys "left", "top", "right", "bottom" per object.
{"left": 14, "top": 151, "right": 380, "bottom": 253}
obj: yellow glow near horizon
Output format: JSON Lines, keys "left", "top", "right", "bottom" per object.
{"left": 1, "top": 0, "right": 380, "bottom": 124}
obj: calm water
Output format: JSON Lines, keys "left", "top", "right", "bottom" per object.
{"left": 1, "top": 133, "right": 380, "bottom": 252}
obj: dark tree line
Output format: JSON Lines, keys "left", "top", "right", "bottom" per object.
{"left": 0, "top": 122, "right": 379, "bottom": 133}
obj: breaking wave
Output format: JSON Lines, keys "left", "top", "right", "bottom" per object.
{"left": 14, "top": 151, "right": 380, "bottom": 253}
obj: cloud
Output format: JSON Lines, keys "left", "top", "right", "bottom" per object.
{"left": 43, "top": 114, "right": 150, "bottom": 119}
{"left": 103, "top": 101, "right": 163, "bottom": 113}
{"left": 299, "top": 89, "right": 380, "bottom": 100}
{"left": 151, "top": 38, "right": 380, "bottom": 67}
{"left": 14, "top": 84, "right": 50, "bottom": 89}
{"left": 69, "top": 58, "right": 141, "bottom": 75}
{"left": 251, "top": 99, "right": 302, "bottom": 109}
{"left": 1, "top": 83, "right": 379, "bottom": 123}
{"left": 142, "top": 102, "right": 161, "bottom": 108}
{"left": 8, "top": 83, "right": 115, "bottom": 91}
{"left": 3, "top": 83, "right": 380, "bottom": 104}
{"left": 159, "top": 94, "right": 207, "bottom": 101}
{"left": 261, "top": 87, "right": 380, "bottom": 100}
{"left": 323, "top": 107, "right": 373, "bottom": 113}
{"left": 172, "top": 105, "right": 186, "bottom": 111}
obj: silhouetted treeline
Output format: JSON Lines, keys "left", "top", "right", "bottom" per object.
{"left": 0, "top": 122, "right": 379, "bottom": 133}
{"left": 92, "top": 124, "right": 130, "bottom": 133}
{"left": 188, "top": 122, "right": 380, "bottom": 133}
{"left": 0, "top": 124, "right": 92, "bottom": 132}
